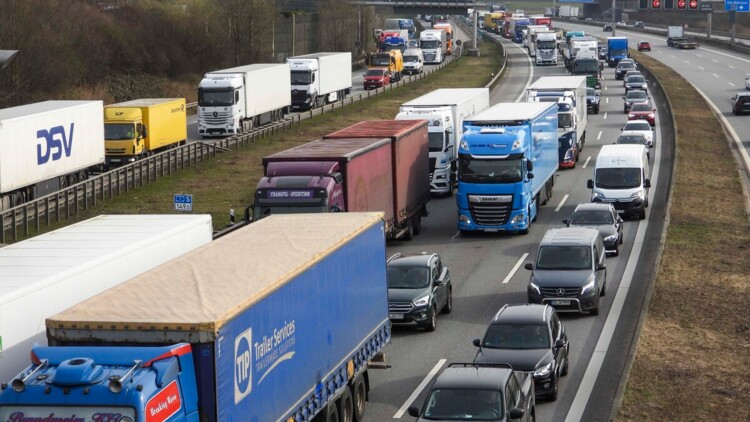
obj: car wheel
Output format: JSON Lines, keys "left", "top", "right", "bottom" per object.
{"left": 600, "top": 279, "right": 607, "bottom": 296}
{"left": 548, "top": 375, "right": 559, "bottom": 401}
{"left": 561, "top": 354, "right": 569, "bottom": 376}
{"left": 590, "top": 296, "right": 600, "bottom": 316}
{"left": 442, "top": 288, "right": 453, "bottom": 314}
{"left": 424, "top": 306, "right": 437, "bottom": 332}
{"left": 619, "top": 233, "right": 624, "bottom": 245}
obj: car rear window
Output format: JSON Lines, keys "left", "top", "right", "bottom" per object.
{"left": 630, "top": 103, "right": 652, "bottom": 111}
{"left": 625, "top": 122, "right": 651, "bottom": 131}
{"left": 627, "top": 91, "right": 648, "bottom": 100}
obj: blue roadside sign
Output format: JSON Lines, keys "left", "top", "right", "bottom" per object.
{"left": 726, "top": 0, "right": 749, "bottom": 12}
{"left": 174, "top": 194, "right": 193, "bottom": 212}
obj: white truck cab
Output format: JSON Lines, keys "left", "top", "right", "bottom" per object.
{"left": 420, "top": 30, "right": 447, "bottom": 64}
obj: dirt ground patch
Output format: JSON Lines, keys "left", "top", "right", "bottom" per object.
{"left": 617, "top": 53, "right": 750, "bottom": 421}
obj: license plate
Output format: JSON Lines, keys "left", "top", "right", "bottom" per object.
{"left": 389, "top": 313, "right": 404, "bottom": 320}
{"left": 551, "top": 300, "right": 571, "bottom": 306}
{"left": 109, "top": 158, "right": 121, "bottom": 163}
{"left": 484, "top": 229, "right": 499, "bottom": 232}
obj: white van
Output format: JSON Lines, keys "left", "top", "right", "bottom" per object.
{"left": 587, "top": 144, "right": 651, "bottom": 220}
{"left": 403, "top": 47, "right": 424, "bottom": 75}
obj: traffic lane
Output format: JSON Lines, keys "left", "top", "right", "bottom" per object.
{"left": 484, "top": 33, "right": 533, "bottom": 104}
{"left": 364, "top": 70, "right": 663, "bottom": 422}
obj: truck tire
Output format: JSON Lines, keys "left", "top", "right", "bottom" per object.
{"left": 338, "top": 386, "right": 354, "bottom": 422}
{"left": 316, "top": 401, "right": 339, "bottom": 422}
{"left": 413, "top": 215, "right": 422, "bottom": 235}
{"left": 352, "top": 374, "right": 367, "bottom": 422}
{"left": 403, "top": 220, "right": 414, "bottom": 241}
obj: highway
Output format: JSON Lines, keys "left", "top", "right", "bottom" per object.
{"left": 364, "top": 28, "right": 673, "bottom": 421}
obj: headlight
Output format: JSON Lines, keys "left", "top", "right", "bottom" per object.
{"left": 511, "top": 213, "right": 524, "bottom": 224}
{"left": 459, "top": 214, "right": 471, "bottom": 224}
{"left": 630, "top": 190, "right": 644, "bottom": 199}
{"left": 581, "top": 278, "right": 596, "bottom": 295}
{"left": 648, "top": 113, "right": 655, "bottom": 118}
{"left": 529, "top": 281, "right": 541, "bottom": 294}
{"left": 604, "top": 234, "right": 618, "bottom": 243}
{"left": 592, "top": 191, "right": 606, "bottom": 199}
{"left": 413, "top": 295, "right": 430, "bottom": 307}
{"left": 460, "top": 139, "right": 469, "bottom": 150}
{"left": 534, "top": 362, "right": 553, "bottom": 377}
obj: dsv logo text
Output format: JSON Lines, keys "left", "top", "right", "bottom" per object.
{"left": 36, "top": 123, "right": 74, "bottom": 165}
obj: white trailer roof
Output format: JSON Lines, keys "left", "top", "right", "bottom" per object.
{"left": 402, "top": 88, "right": 488, "bottom": 107}
{"left": 0, "top": 215, "right": 212, "bottom": 304}
{"left": 289, "top": 52, "right": 349, "bottom": 60}
{"left": 0, "top": 100, "right": 100, "bottom": 122}
{"left": 528, "top": 76, "right": 587, "bottom": 90}
{"left": 208, "top": 63, "right": 287, "bottom": 74}
{"left": 468, "top": 102, "right": 553, "bottom": 122}
{"left": 47, "top": 213, "right": 385, "bottom": 334}
{"left": 108, "top": 98, "right": 182, "bottom": 107}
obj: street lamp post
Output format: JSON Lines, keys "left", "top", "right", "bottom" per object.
{"left": 611, "top": 0, "right": 617, "bottom": 37}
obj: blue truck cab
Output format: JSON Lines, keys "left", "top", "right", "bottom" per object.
{"left": 514, "top": 19, "right": 530, "bottom": 43}
{"left": 607, "top": 37, "right": 629, "bottom": 67}
{"left": 457, "top": 102, "right": 558, "bottom": 234}
{"left": 0, "top": 213, "right": 390, "bottom": 422}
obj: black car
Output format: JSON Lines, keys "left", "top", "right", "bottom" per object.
{"left": 623, "top": 89, "right": 650, "bottom": 113}
{"left": 731, "top": 92, "right": 750, "bottom": 115}
{"left": 598, "top": 46, "right": 608, "bottom": 60}
{"left": 624, "top": 74, "right": 648, "bottom": 93}
{"left": 563, "top": 203, "right": 624, "bottom": 256}
{"left": 603, "top": 24, "right": 612, "bottom": 32}
{"left": 473, "top": 304, "right": 569, "bottom": 401}
{"left": 634, "top": 21, "right": 645, "bottom": 29}
{"left": 386, "top": 252, "right": 452, "bottom": 331}
{"left": 586, "top": 87, "right": 600, "bottom": 114}
{"left": 408, "top": 362, "right": 536, "bottom": 421}
{"left": 615, "top": 61, "right": 637, "bottom": 80}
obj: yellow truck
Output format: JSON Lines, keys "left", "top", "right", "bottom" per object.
{"left": 367, "top": 49, "right": 404, "bottom": 82}
{"left": 484, "top": 12, "right": 505, "bottom": 34}
{"left": 104, "top": 98, "right": 187, "bottom": 166}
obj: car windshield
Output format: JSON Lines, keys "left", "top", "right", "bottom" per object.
{"left": 404, "top": 55, "right": 419, "bottom": 63}
{"left": 570, "top": 210, "right": 614, "bottom": 225}
{"left": 626, "top": 91, "right": 648, "bottom": 101}
{"left": 617, "top": 135, "right": 647, "bottom": 145}
{"left": 617, "top": 63, "right": 635, "bottom": 71}
{"left": 536, "top": 245, "right": 592, "bottom": 270}
{"left": 423, "top": 388, "right": 504, "bottom": 420}
{"left": 595, "top": 167, "right": 642, "bottom": 189}
{"left": 482, "top": 323, "right": 550, "bottom": 349}
{"left": 365, "top": 69, "right": 386, "bottom": 77}
{"left": 624, "top": 122, "right": 651, "bottom": 131}
{"left": 459, "top": 156, "right": 523, "bottom": 183}
{"left": 630, "top": 103, "right": 652, "bottom": 112}
{"left": 586, "top": 88, "right": 596, "bottom": 96}
{"left": 558, "top": 112, "right": 573, "bottom": 128}
{"left": 387, "top": 266, "right": 430, "bottom": 289}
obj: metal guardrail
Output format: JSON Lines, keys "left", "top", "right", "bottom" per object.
{"left": 0, "top": 56, "right": 456, "bottom": 243}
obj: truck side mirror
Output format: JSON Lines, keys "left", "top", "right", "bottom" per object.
{"left": 329, "top": 172, "right": 344, "bottom": 184}
{"left": 644, "top": 179, "right": 651, "bottom": 188}
{"left": 526, "top": 160, "right": 534, "bottom": 171}
{"left": 587, "top": 179, "right": 594, "bottom": 189}
{"left": 527, "top": 172, "right": 534, "bottom": 179}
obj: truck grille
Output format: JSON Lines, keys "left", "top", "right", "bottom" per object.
{"left": 106, "top": 148, "right": 127, "bottom": 154}
{"left": 202, "top": 110, "right": 230, "bottom": 125}
{"left": 424, "top": 54, "right": 436, "bottom": 62}
{"left": 468, "top": 195, "right": 512, "bottom": 226}
{"left": 541, "top": 287, "right": 582, "bottom": 297}
{"left": 429, "top": 157, "right": 436, "bottom": 173}
{"left": 389, "top": 302, "right": 413, "bottom": 313}
{"left": 292, "top": 90, "right": 308, "bottom": 101}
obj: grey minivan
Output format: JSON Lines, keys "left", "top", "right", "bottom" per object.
{"left": 525, "top": 227, "right": 607, "bottom": 315}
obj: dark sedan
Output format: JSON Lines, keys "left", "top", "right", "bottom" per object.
{"left": 615, "top": 61, "right": 637, "bottom": 80}
{"left": 563, "top": 203, "right": 624, "bottom": 256}
{"left": 624, "top": 75, "right": 648, "bottom": 93}
{"left": 623, "top": 89, "right": 650, "bottom": 113}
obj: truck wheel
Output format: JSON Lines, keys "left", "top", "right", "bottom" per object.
{"left": 352, "top": 374, "right": 367, "bottom": 422}
{"left": 413, "top": 215, "right": 422, "bottom": 235}
{"left": 78, "top": 170, "right": 88, "bottom": 181}
{"left": 403, "top": 220, "right": 414, "bottom": 241}
{"left": 338, "top": 386, "right": 354, "bottom": 422}
{"left": 67, "top": 173, "right": 78, "bottom": 186}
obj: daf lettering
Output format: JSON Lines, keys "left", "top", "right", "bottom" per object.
{"left": 36, "top": 123, "right": 74, "bottom": 165}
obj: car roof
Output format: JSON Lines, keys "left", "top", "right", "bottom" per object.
{"left": 619, "top": 131, "right": 648, "bottom": 138}
{"left": 574, "top": 203, "right": 615, "bottom": 213}
{"left": 624, "top": 119, "right": 651, "bottom": 126}
{"left": 541, "top": 227, "right": 600, "bottom": 246}
{"left": 492, "top": 303, "right": 551, "bottom": 324}
{"left": 387, "top": 253, "right": 436, "bottom": 267}
{"left": 626, "top": 89, "right": 648, "bottom": 96}
{"left": 432, "top": 364, "right": 512, "bottom": 390}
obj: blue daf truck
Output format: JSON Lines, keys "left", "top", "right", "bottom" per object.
{"left": 0, "top": 213, "right": 390, "bottom": 422}
{"left": 457, "top": 102, "right": 558, "bottom": 234}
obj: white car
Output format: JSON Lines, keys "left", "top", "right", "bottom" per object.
{"left": 621, "top": 120, "right": 654, "bottom": 147}
{"left": 745, "top": 76, "right": 750, "bottom": 90}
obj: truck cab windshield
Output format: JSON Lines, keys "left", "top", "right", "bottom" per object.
{"left": 104, "top": 123, "right": 136, "bottom": 141}
{"left": 558, "top": 112, "right": 573, "bottom": 129}
{"left": 428, "top": 132, "right": 445, "bottom": 152}
{"left": 198, "top": 89, "right": 234, "bottom": 107}
{"left": 595, "top": 168, "right": 641, "bottom": 189}
{"left": 290, "top": 70, "right": 312, "bottom": 85}
{"left": 610, "top": 48, "right": 627, "bottom": 56}
{"left": 573, "top": 60, "right": 599, "bottom": 73}
{"left": 459, "top": 156, "right": 523, "bottom": 183}
{"left": 420, "top": 40, "right": 440, "bottom": 49}
{"left": 537, "top": 40, "right": 556, "bottom": 49}
{"left": 370, "top": 56, "right": 390, "bottom": 66}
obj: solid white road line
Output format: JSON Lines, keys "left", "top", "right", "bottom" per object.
{"left": 554, "top": 194, "right": 569, "bottom": 212}
{"left": 582, "top": 156, "right": 592, "bottom": 168}
{"left": 565, "top": 93, "right": 664, "bottom": 422}
{"left": 501, "top": 253, "right": 529, "bottom": 284}
{"left": 393, "top": 359, "right": 447, "bottom": 418}
{"left": 597, "top": 131, "right": 602, "bottom": 141}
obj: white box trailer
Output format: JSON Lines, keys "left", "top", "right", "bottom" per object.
{"left": 197, "top": 63, "right": 291, "bottom": 137}
{"left": 0, "top": 101, "right": 104, "bottom": 210}
{"left": 0, "top": 214, "right": 213, "bottom": 383}
{"left": 288, "top": 52, "right": 352, "bottom": 110}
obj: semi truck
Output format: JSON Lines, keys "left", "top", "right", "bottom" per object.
{"left": 509, "top": 17, "right": 530, "bottom": 43}
{"left": 529, "top": 15, "right": 552, "bottom": 29}
{"left": 457, "top": 102, "right": 558, "bottom": 234}
{"left": 325, "top": 120, "right": 431, "bottom": 239}
{"left": 535, "top": 30, "right": 559, "bottom": 65}
{"left": 395, "top": 88, "right": 490, "bottom": 195}
{"left": 0, "top": 213, "right": 390, "bottom": 422}
{"left": 666, "top": 26, "right": 699, "bottom": 49}
{"left": 431, "top": 23, "right": 454, "bottom": 55}
{"left": 526, "top": 76, "right": 588, "bottom": 168}
{"left": 197, "top": 63, "right": 291, "bottom": 137}
{"left": 288, "top": 52, "right": 352, "bottom": 110}
{"left": 564, "top": 36, "right": 598, "bottom": 69}
{"left": 0, "top": 100, "right": 104, "bottom": 211}
{"left": 420, "top": 29, "right": 448, "bottom": 63}
{"left": 368, "top": 49, "right": 404, "bottom": 81}
{"left": 484, "top": 12, "right": 506, "bottom": 34}
{"left": 104, "top": 98, "right": 187, "bottom": 167}
{"left": 526, "top": 25, "right": 551, "bottom": 57}
{"left": 607, "top": 37, "right": 629, "bottom": 67}
{"left": 0, "top": 214, "right": 212, "bottom": 384}
{"left": 383, "top": 34, "right": 407, "bottom": 52}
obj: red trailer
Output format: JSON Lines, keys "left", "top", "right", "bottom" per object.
{"left": 325, "top": 120, "right": 430, "bottom": 239}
